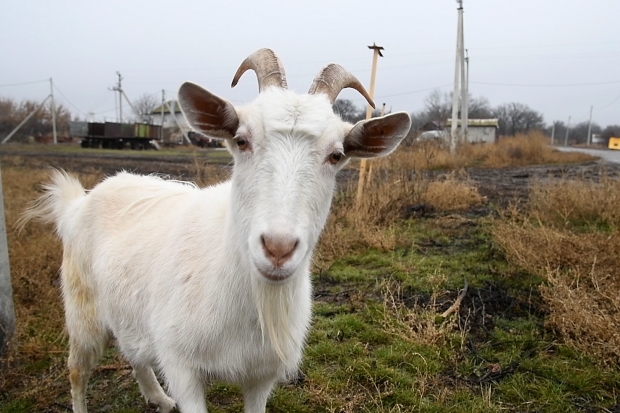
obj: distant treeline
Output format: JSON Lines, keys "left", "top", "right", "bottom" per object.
{"left": 0, "top": 97, "right": 72, "bottom": 143}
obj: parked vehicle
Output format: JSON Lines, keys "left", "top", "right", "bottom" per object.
{"left": 70, "top": 121, "right": 161, "bottom": 150}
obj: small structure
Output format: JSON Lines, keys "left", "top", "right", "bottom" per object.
{"left": 591, "top": 134, "right": 604, "bottom": 145}
{"left": 445, "top": 119, "right": 499, "bottom": 144}
{"left": 608, "top": 137, "right": 620, "bottom": 150}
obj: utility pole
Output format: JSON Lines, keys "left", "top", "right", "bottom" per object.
{"left": 564, "top": 116, "right": 571, "bottom": 146}
{"left": 161, "top": 90, "right": 165, "bottom": 142}
{"left": 586, "top": 105, "right": 593, "bottom": 146}
{"left": 120, "top": 90, "right": 137, "bottom": 118}
{"left": 450, "top": 0, "right": 464, "bottom": 153}
{"left": 356, "top": 43, "right": 384, "bottom": 205}
{"left": 462, "top": 49, "right": 469, "bottom": 143}
{"left": 0, "top": 158, "right": 14, "bottom": 354}
{"left": 49, "top": 78, "right": 58, "bottom": 145}
{"left": 110, "top": 72, "right": 123, "bottom": 123}
{"left": 550, "top": 123, "right": 555, "bottom": 146}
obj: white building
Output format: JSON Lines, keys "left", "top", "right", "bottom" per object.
{"left": 150, "top": 100, "right": 190, "bottom": 132}
{"left": 445, "top": 119, "right": 499, "bottom": 144}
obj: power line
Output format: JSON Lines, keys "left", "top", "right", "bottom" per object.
{"left": 52, "top": 83, "right": 86, "bottom": 115}
{"left": 596, "top": 91, "right": 620, "bottom": 110}
{"left": 92, "top": 107, "right": 116, "bottom": 115}
{"left": 0, "top": 79, "right": 49, "bottom": 88}
{"left": 471, "top": 80, "right": 620, "bottom": 88}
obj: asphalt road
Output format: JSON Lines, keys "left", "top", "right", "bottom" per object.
{"left": 556, "top": 146, "right": 620, "bottom": 164}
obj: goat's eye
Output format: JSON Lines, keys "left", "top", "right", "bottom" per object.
{"left": 328, "top": 151, "right": 343, "bottom": 165}
{"left": 236, "top": 138, "right": 249, "bottom": 151}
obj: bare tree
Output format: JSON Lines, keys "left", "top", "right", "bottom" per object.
{"left": 494, "top": 102, "right": 544, "bottom": 136}
{"left": 0, "top": 97, "right": 71, "bottom": 142}
{"left": 468, "top": 96, "right": 493, "bottom": 119}
{"left": 333, "top": 99, "right": 365, "bottom": 123}
{"left": 602, "top": 125, "right": 620, "bottom": 143}
{"left": 133, "top": 94, "right": 159, "bottom": 124}
{"left": 424, "top": 89, "right": 452, "bottom": 124}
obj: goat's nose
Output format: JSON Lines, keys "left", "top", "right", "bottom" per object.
{"left": 261, "top": 234, "right": 299, "bottom": 268}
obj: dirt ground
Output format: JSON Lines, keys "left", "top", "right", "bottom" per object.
{"left": 0, "top": 151, "right": 222, "bottom": 180}
{"left": 467, "top": 160, "right": 620, "bottom": 207}
{"left": 3, "top": 151, "right": 617, "bottom": 206}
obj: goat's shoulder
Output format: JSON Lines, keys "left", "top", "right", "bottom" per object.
{"left": 93, "top": 171, "right": 195, "bottom": 193}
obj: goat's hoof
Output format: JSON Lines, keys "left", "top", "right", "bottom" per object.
{"left": 147, "top": 397, "right": 176, "bottom": 413}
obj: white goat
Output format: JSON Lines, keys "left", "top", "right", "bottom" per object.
{"left": 21, "top": 48, "right": 411, "bottom": 413}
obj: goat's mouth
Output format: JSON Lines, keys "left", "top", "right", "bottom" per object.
{"left": 257, "top": 267, "right": 294, "bottom": 283}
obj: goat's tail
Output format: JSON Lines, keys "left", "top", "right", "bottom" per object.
{"left": 17, "top": 169, "right": 86, "bottom": 233}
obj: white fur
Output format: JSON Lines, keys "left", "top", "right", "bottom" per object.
{"left": 21, "top": 82, "right": 410, "bottom": 412}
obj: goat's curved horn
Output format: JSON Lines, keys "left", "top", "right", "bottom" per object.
{"left": 231, "top": 48, "right": 287, "bottom": 92}
{"left": 308, "top": 64, "right": 375, "bottom": 109}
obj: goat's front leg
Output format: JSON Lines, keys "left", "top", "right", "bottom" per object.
{"left": 132, "top": 363, "right": 176, "bottom": 412}
{"left": 162, "top": 363, "right": 207, "bottom": 413}
{"left": 241, "top": 378, "right": 276, "bottom": 413}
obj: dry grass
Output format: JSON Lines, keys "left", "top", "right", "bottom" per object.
{"left": 317, "top": 165, "right": 483, "bottom": 267}
{"left": 188, "top": 156, "right": 232, "bottom": 187}
{"left": 387, "top": 131, "right": 595, "bottom": 171}
{"left": 458, "top": 131, "right": 595, "bottom": 168}
{"left": 492, "top": 177, "right": 620, "bottom": 366}
{"left": 528, "top": 177, "right": 620, "bottom": 231}
{"left": 380, "top": 274, "right": 459, "bottom": 348}
{"left": 423, "top": 171, "right": 484, "bottom": 211}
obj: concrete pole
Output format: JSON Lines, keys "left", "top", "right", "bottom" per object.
{"left": 50, "top": 78, "right": 57, "bottom": 145}
{"left": 586, "top": 106, "right": 593, "bottom": 146}
{"left": 161, "top": 90, "right": 165, "bottom": 142}
{"left": 356, "top": 43, "right": 384, "bottom": 204}
{"left": 117, "top": 72, "right": 123, "bottom": 124}
{"left": 0, "top": 159, "right": 15, "bottom": 354}
{"left": 550, "top": 123, "right": 555, "bottom": 146}
{"left": 462, "top": 49, "right": 469, "bottom": 142}
{"left": 1, "top": 95, "right": 52, "bottom": 144}
{"left": 564, "top": 116, "right": 571, "bottom": 146}
{"left": 450, "top": 1, "right": 464, "bottom": 153}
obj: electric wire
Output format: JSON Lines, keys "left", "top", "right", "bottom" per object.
{"left": 0, "top": 79, "right": 49, "bottom": 88}
{"left": 52, "top": 84, "right": 86, "bottom": 115}
{"left": 595, "top": 92, "right": 620, "bottom": 110}
{"left": 471, "top": 80, "right": 620, "bottom": 88}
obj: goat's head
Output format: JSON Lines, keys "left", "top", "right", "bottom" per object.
{"left": 179, "top": 48, "right": 411, "bottom": 284}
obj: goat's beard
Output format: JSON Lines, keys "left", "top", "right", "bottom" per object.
{"left": 252, "top": 276, "right": 300, "bottom": 372}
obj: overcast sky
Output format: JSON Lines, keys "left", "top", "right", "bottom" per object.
{"left": 2, "top": 0, "right": 619, "bottom": 128}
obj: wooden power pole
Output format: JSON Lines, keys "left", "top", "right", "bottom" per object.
{"left": 356, "top": 43, "right": 384, "bottom": 205}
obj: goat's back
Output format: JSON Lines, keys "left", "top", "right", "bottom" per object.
{"left": 26, "top": 171, "right": 237, "bottom": 345}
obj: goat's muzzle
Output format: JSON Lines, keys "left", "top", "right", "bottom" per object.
{"left": 257, "top": 233, "right": 300, "bottom": 281}
{"left": 261, "top": 234, "right": 298, "bottom": 267}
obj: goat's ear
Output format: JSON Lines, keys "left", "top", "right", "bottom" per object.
{"left": 178, "top": 82, "right": 239, "bottom": 139}
{"left": 343, "top": 112, "right": 411, "bottom": 158}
